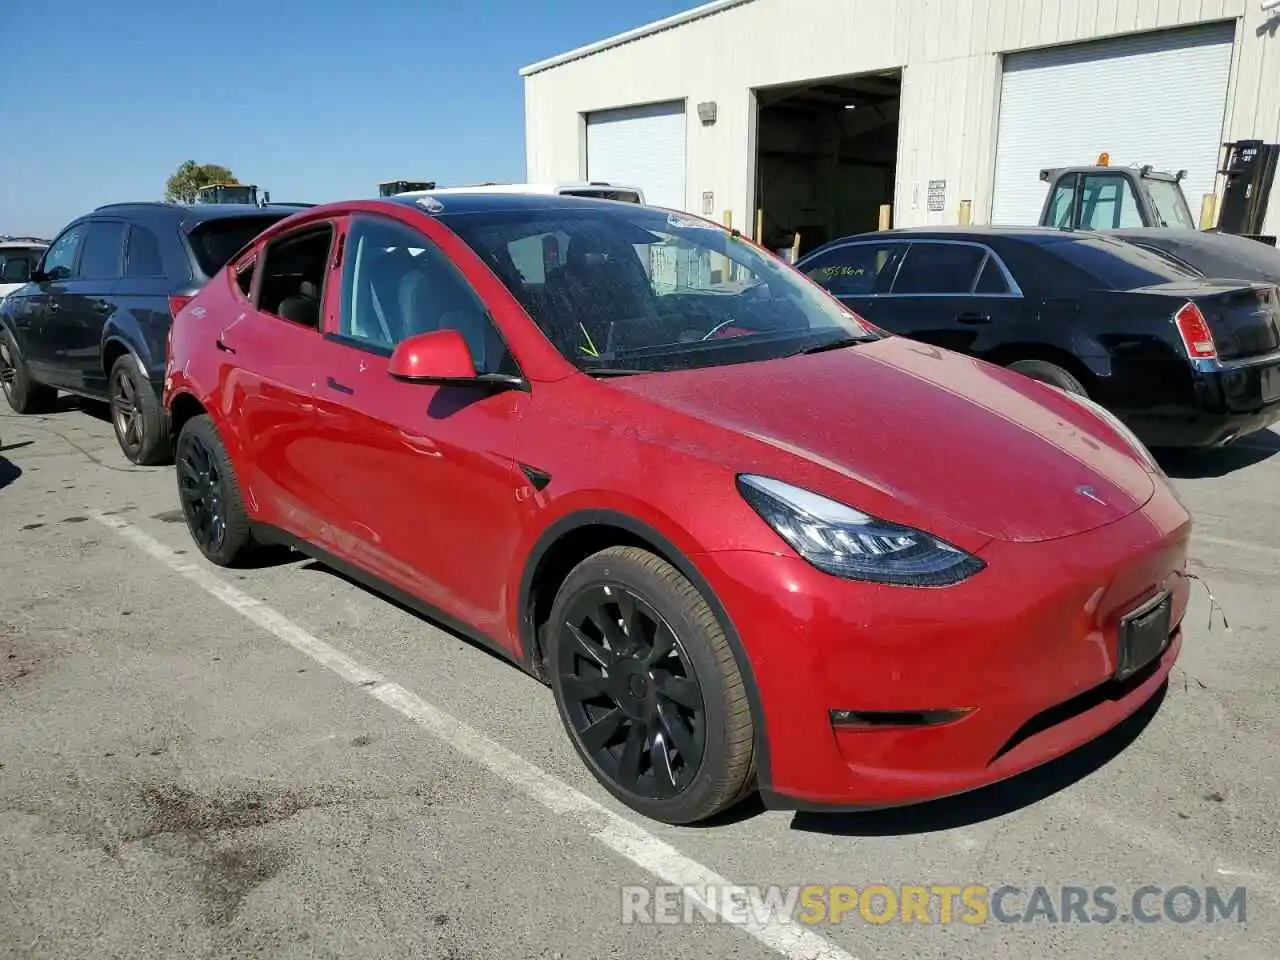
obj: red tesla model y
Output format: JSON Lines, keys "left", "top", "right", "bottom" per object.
{"left": 163, "top": 193, "right": 1190, "bottom": 824}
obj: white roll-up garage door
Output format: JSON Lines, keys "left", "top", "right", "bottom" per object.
{"left": 586, "top": 101, "right": 687, "bottom": 211}
{"left": 990, "top": 23, "right": 1236, "bottom": 225}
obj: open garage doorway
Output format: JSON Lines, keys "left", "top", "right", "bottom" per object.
{"left": 752, "top": 70, "right": 900, "bottom": 259}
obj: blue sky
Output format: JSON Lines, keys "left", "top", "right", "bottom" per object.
{"left": 0, "top": 0, "right": 695, "bottom": 237}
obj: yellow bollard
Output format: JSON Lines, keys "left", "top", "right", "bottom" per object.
{"left": 878, "top": 204, "right": 892, "bottom": 231}
{"left": 1199, "top": 194, "right": 1217, "bottom": 230}
{"left": 958, "top": 200, "right": 972, "bottom": 226}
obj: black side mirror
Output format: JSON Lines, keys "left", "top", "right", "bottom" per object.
{"left": 1, "top": 261, "right": 32, "bottom": 284}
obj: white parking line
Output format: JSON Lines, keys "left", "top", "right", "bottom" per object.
{"left": 90, "top": 511, "right": 858, "bottom": 960}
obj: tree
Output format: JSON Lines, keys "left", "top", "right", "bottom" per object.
{"left": 165, "top": 161, "right": 239, "bottom": 203}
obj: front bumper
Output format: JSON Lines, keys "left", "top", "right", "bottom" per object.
{"left": 699, "top": 478, "right": 1191, "bottom": 810}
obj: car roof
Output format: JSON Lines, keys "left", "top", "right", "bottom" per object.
{"left": 801, "top": 225, "right": 1093, "bottom": 260}
{"left": 400, "top": 181, "right": 641, "bottom": 197}
{"left": 383, "top": 192, "right": 659, "bottom": 217}
{"left": 874, "top": 225, "right": 1082, "bottom": 244}
{"left": 90, "top": 201, "right": 309, "bottom": 223}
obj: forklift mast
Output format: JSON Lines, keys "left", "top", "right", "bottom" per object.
{"left": 1217, "top": 140, "right": 1279, "bottom": 239}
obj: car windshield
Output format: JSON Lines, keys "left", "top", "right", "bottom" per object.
{"left": 0, "top": 247, "right": 43, "bottom": 276}
{"left": 1146, "top": 178, "right": 1196, "bottom": 229}
{"left": 440, "top": 205, "right": 877, "bottom": 374}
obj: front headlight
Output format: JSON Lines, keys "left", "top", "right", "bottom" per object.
{"left": 736, "top": 475, "right": 985, "bottom": 587}
{"left": 1058, "top": 391, "right": 1163, "bottom": 475}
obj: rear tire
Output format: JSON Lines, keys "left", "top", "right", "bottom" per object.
{"left": 547, "top": 546, "right": 756, "bottom": 825}
{"left": 0, "top": 328, "right": 56, "bottom": 414}
{"left": 1007, "top": 359, "right": 1089, "bottom": 397}
{"left": 108, "top": 353, "right": 171, "bottom": 466}
{"left": 174, "top": 414, "right": 255, "bottom": 567}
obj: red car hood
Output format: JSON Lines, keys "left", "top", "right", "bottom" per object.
{"left": 607, "top": 337, "right": 1156, "bottom": 544}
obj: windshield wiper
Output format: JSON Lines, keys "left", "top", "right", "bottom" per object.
{"left": 791, "top": 334, "right": 878, "bottom": 357}
{"left": 581, "top": 367, "right": 652, "bottom": 377}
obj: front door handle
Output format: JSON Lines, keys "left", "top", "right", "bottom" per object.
{"left": 957, "top": 312, "right": 991, "bottom": 325}
{"left": 47, "top": 301, "right": 61, "bottom": 313}
{"left": 326, "top": 376, "right": 354, "bottom": 395}
{"left": 215, "top": 338, "right": 235, "bottom": 354}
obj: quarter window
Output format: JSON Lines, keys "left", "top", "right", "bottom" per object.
{"left": 891, "top": 244, "right": 987, "bottom": 295}
{"left": 973, "top": 257, "right": 1011, "bottom": 294}
{"left": 337, "top": 215, "right": 513, "bottom": 374}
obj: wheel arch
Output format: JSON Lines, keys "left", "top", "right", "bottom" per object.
{"left": 167, "top": 390, "right": 209, "bottom": 446}
{"left": 101, "top": 336, "right": 140, "bottom": 380}
{"left": 980, "top": 341, "right": 1108, "bottom": 389}
{"left": 517, "top": 509, "right": 771, "bottom": 789}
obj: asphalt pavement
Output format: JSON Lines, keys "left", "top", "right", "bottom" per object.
{"left": 1, "top": 398, "right": 1277, "bottom": 960}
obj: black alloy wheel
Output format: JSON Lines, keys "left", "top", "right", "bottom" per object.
{"left": 547, "top": 546, "right": 756, "bottom": 824}
{"left": 177, "top": 427, "right": 228, "bottom": 556}
{"left": 174, "top": 415, "right": 254, "bottom": 566}
{"left": 556, "top": 582, "right": 708, "bottom": 801}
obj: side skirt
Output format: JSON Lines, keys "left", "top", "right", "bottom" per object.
{"left": 251, "top": 522, "right": 530, "bottom": 676}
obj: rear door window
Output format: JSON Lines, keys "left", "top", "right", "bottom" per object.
{"left": 186, "top": 215, "right": 290, "bottom": 278}
{"left": 891, "top": 243, "right": 987, "bottom": 294}
{"left": 124, "top": 224, "right": 166, "bottom": 279}
{"left": 77, "top": 220, "right": 127, "bottom": 281}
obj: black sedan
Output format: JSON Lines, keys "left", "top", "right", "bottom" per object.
{"left": 795, "top": 226, "right": 1280, "bottom": 449}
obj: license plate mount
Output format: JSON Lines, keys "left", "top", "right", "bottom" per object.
{"left": 1115, "top": 592, "right": 1173, "bottom": 682}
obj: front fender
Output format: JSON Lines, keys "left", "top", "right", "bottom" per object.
{"left": 511, "top": 501, "right": 774, "bottom": 791}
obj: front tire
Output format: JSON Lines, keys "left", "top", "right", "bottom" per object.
{"left": 174, "top": 414, "right": 255, "bottom": 567}
{"left": 0, "top": 328, "right": 56, "bottom": 414}
{"left": 547, "top": 546, "right": 756, "bottom": 825}
{"left": 108, "top": 353, "right": 170, "bottom": 465}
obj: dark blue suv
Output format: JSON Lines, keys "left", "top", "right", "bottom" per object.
{"left": 0, "top": 202, "right": 304, "bottom": 464}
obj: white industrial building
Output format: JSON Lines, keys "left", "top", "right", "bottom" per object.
{"left": 521, "top": 0, "right": 1280, "bottom": 255}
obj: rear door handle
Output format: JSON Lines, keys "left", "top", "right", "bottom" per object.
{"left": 326, "top": 376, "right": 354, "bottom": 395}
{"left": 215, "top": 338, "right": 235, "bottom": 354}
{"left": 957, "top": 312, "right": 991, "bottom": 324}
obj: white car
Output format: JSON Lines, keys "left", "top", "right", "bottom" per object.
{"left": 397, "top": 181, "right": 646, "bottom": 204}
{"left": 0, "top": 239, "right": 47, "bottom": 300}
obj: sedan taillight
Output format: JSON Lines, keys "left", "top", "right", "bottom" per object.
{"left": 1173, "top": 301, "right": 1217, "bottom": 359}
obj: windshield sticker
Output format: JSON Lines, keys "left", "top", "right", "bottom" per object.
{"left": 415, "top": 196, "right": 444, "bottom": 214}
{"left": 666, "top": 212, "right": 715, "bottom": 230}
